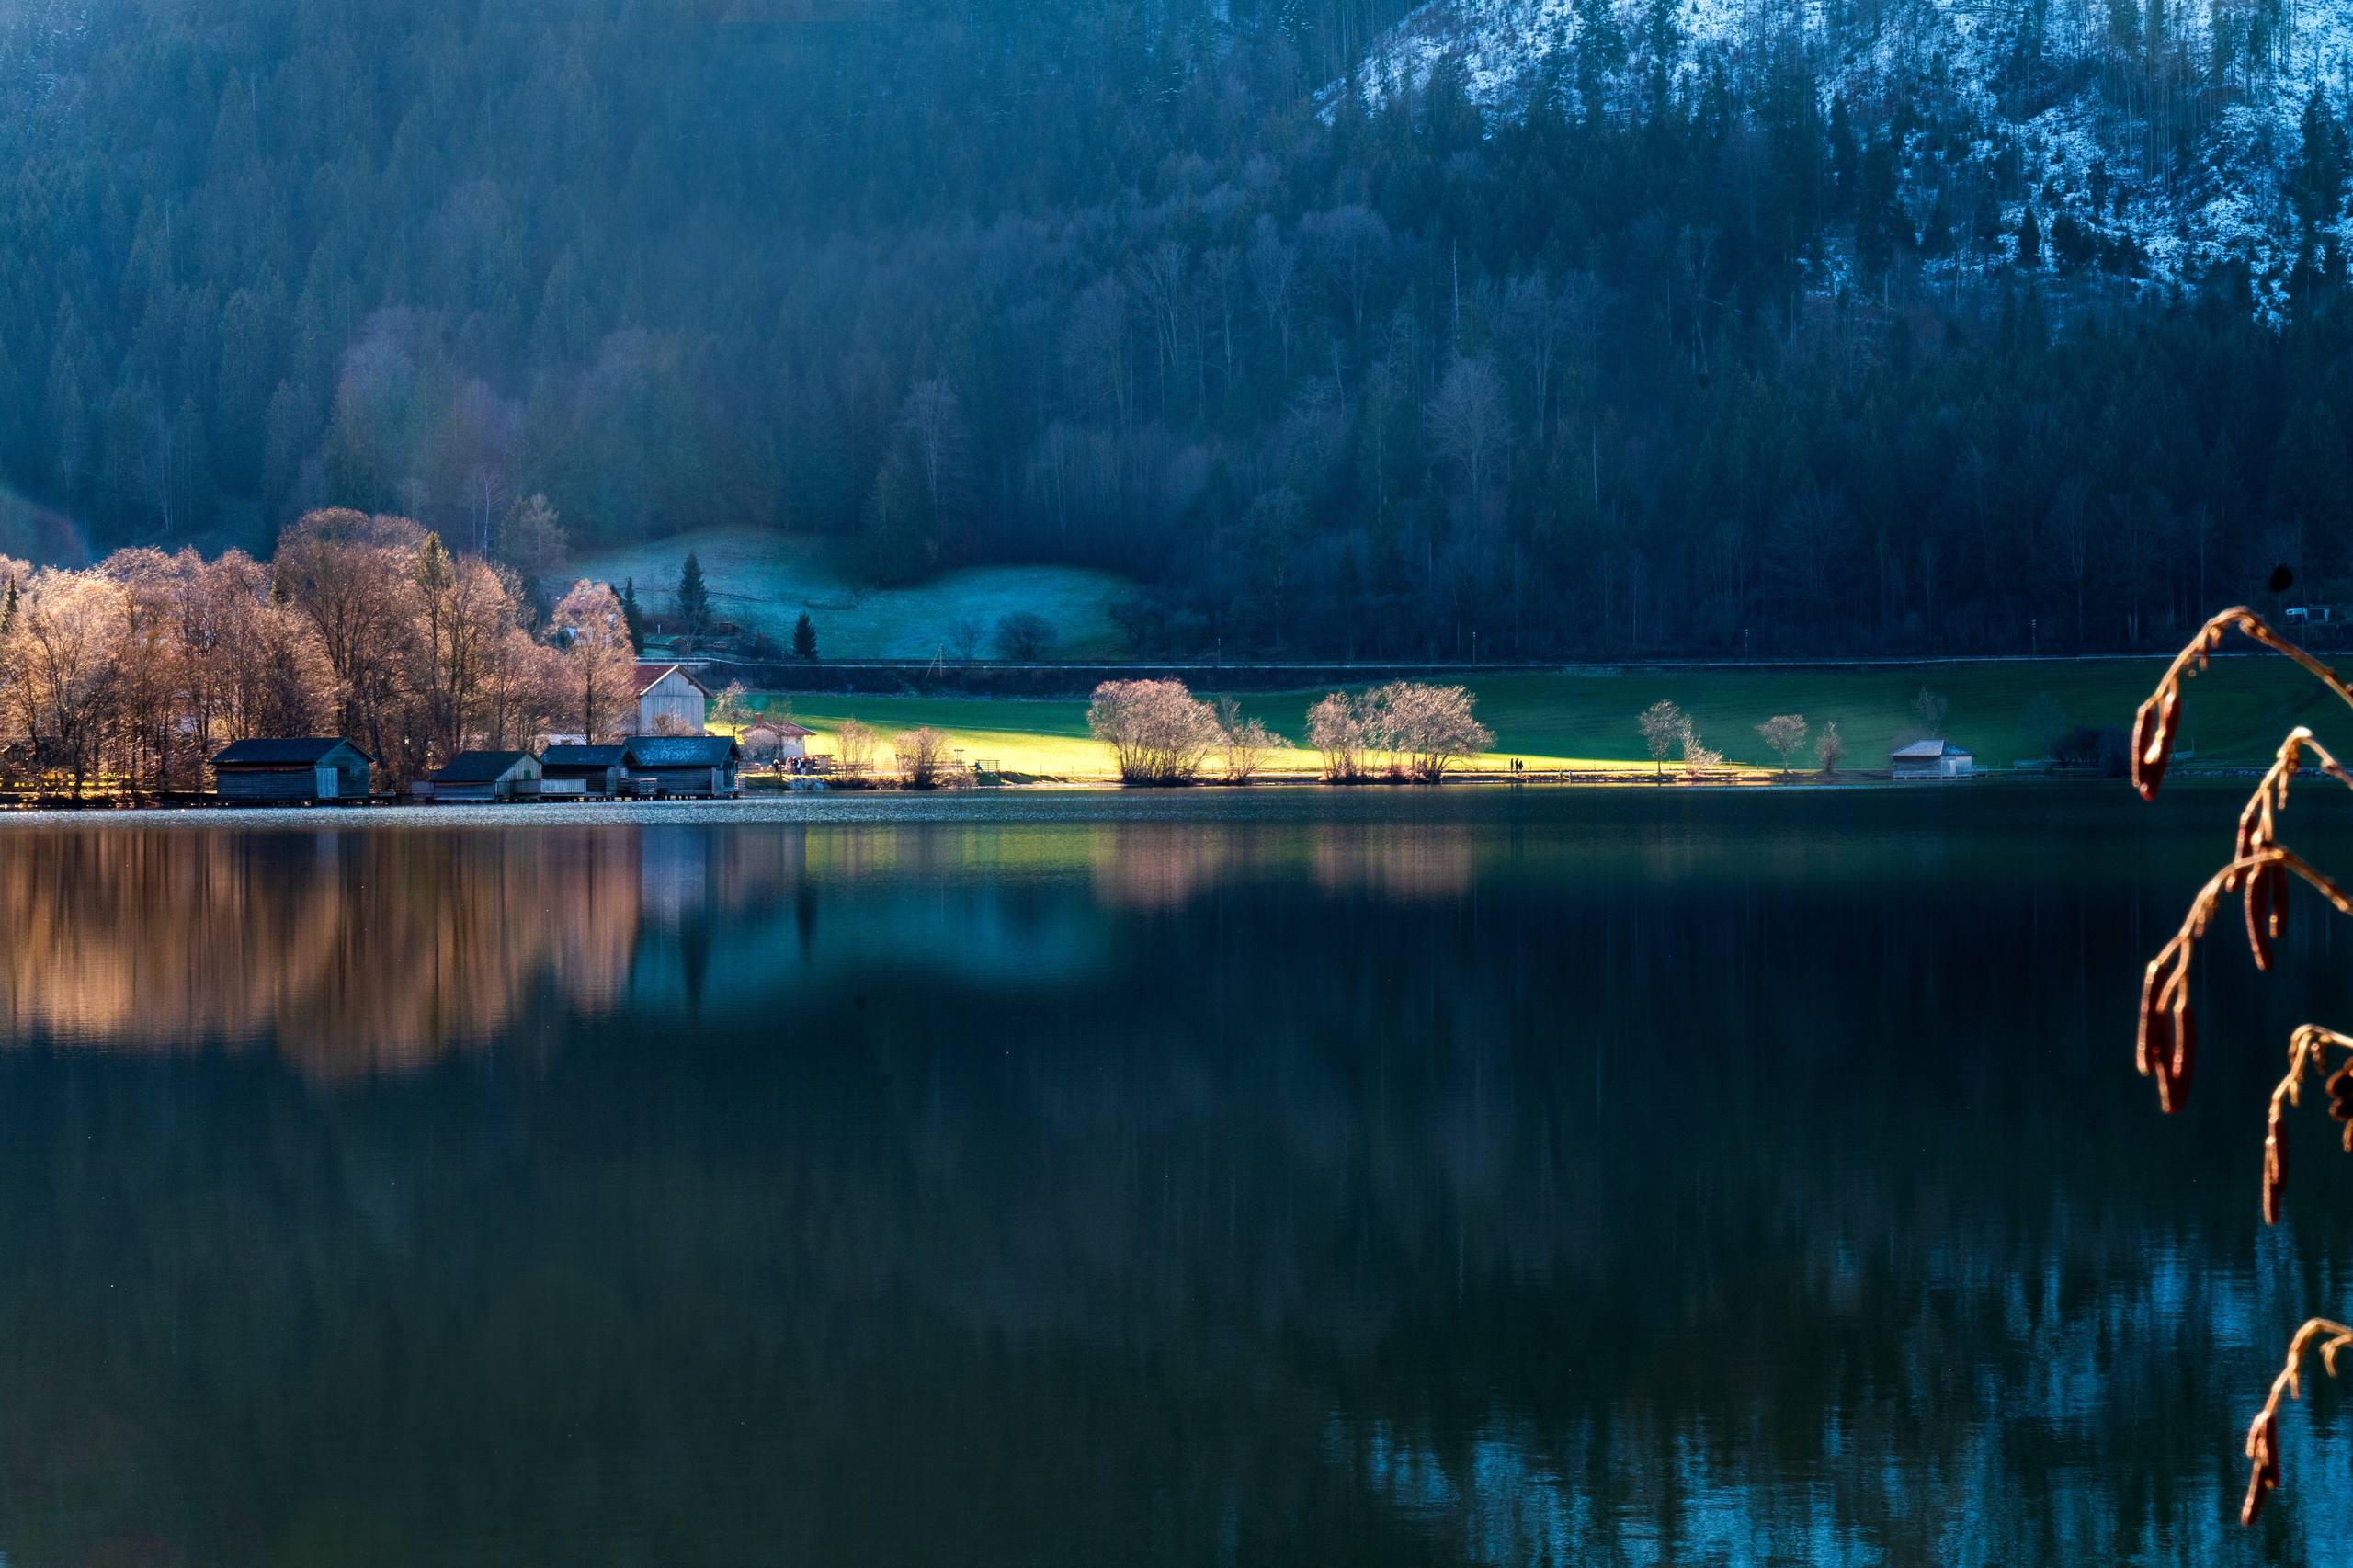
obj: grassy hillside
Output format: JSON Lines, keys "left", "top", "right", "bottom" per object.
{"left": 755, "top": 655, "right": 2347, "bottom": 779}
{"left": 559, "top": 528, "right": 1133, "bottom": 659}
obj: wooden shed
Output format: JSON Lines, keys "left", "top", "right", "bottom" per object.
{"left": 635, "top": 663, "right": 710, "bottom": 736}
{"left": 1891, "top": 739, "right": 1974, "bottom": 779}
{"left": 540, "top": 744, "right": 629, "bottom": 798}
{"left": 621, "top": 735, "right": 742, "bottom": 798}
{"left": 427, "top": 750, "right": 543, "bottom": 802}
{"left": 211, "top": 737, "right": 374, "bottom": 803}
{"left": 741, "top": 720, "right": 814, "bottom": 764}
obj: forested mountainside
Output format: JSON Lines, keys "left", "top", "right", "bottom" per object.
{"left": 3, "top": 0, "right": 2353, "bottom": 658}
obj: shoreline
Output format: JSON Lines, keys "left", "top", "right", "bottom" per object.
{"left": 0, "top": 771, "right": 2185, "bottom": 826}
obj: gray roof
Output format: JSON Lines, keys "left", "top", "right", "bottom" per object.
{"left": 1891, "top": 739, "right": 1971, "bottom": 759}
{"left": 624, "top": 735, "right": 740, "bottom": 767}
{"left": 212, "top": 737, "right": 371, "bottom": 767}
{"left": 433, "top": 750, "right": 536, "bottom": 783}
{"left": 541, "top": 744, "right": 628, "bottom": 767}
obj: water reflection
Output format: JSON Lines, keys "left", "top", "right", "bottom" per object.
{"left": 0, "top": 790, "right": 2350, "bottom": 1564}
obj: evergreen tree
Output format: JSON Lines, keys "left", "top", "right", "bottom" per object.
{"left": 2292, "top": 88, "right": 2347, "bottom": 231}
{"left": 675, "top": 551, "right": 711, "bottom": 649}
{"left": 792, "top": 611, "right": 818, "bottom": 660}
{"left": 620, "top": 577, "right": 645, "bottom": 653}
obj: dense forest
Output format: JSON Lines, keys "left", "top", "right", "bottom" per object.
{"left": 0, "top": 0, "right": 2350, "bottom": 658}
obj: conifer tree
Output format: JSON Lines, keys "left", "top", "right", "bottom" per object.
{"left": 620, "top": 577, "right": 644, "bottom": 653}
{"left": 792, "top": 611, "right": 818, "bottom": 660}
{"left": 675, "top": 552, "right": 711, "bottom": 650}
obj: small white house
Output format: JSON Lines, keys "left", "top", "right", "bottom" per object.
{"left": 742, "top": 720, "right": 814, "bottom": 764}
{"left": 1891, "top": 738, "right": 1973, "bottom": 779}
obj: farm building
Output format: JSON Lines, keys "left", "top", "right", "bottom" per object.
{"left": 211, "top": 737, "right": 374, "bottom": 803}
{"left": 741, "top": 719, "right": 814, "bottom": 764}
{"left": 623, "top": 735, "right": 742, "bottom": 798}
{"left": 540, "top": 744, "right": 629, "bottom": 798}
{"left": 1891, "top": 739, "right": 1974, "bottom": 779}
{"left": 635, "top": 663, "right": 710, "bottom": 735}
{"left": 427, "top": 750, "right": 543, "bottom": 802}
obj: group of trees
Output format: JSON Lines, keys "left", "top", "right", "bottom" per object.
{"left": 6, "top": 0, "right": 2353, "bottom": 664}
{"left": 1639, "top": 699, "right": 1849, "bottom": 780}
{"left": 0, "top": 507, "right": 639, "bottom": 792}
{"left": 1306, "top": 682, "right": 1495, "bottom": 781}
{"left": 1087, "top": 676, "right": 1488, "bottom": 783}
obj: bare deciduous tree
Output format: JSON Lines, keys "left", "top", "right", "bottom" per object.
{"left": 1087, "top": 678, "right": 1219, "bottom": 783}
{"left": 1424, "top": 356, "right": 1509, "bottom": 519}
{"left": 1756, "top": 713, "right": 1810, "bottom": 776}
{"left": 1679, "top": 717, "right": 1722, "bottom": 777}
{"left": 1638, "top": 699, "right": 1687, "bottom": 782}
{"left": 833, "top": 717, "right": 877, "bottom": 774}
{"left": 1368, "top": 680, "right": 1493, "bottom": 781}
{"left": 1214, "top": 695, "right": 1290, "bottom": 783}
{"left": 550, "top": 580, "right": 638, "bottom": 743}
{"left": 1307, "top": 690, "right": 1370, "bottom": 781}
{"left": 893, "top": 724, "right": 953, "bottom": 788}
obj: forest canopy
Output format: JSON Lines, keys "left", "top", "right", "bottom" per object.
{"left": 0, "top": 0, "right": 2346, "bottom": 659}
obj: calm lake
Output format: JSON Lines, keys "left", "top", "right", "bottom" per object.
{"left": 4, "top": 787, "right": 2353, "bottom": 1565}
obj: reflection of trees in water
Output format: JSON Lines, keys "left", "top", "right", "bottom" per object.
{"left": 3, "top": 820, "right": 2349, "bottom": 1562}
{"left": 0, "top": 829, "right": 646, "bottom": 1074}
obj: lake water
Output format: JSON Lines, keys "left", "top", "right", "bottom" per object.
{"left": 4, "top": 787, "right": 2353, "bottom": 1565}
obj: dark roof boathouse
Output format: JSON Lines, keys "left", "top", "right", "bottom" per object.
{"left": 540, "top": 744, "right": 629, "bottom": 798}
{"left": 211, "top": 738, "right": 373, "bottom": 804}
{"left": 427, "top": 750, "right": 542, "bottom": 802}
{"left": 622, "top": 735, "right": 741, "bottom": 799}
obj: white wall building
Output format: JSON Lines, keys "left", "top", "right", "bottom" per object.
{"left": 1891, "top": 739, "right": 1973, "bottom": 779}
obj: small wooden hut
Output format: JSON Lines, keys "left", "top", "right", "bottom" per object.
{"left": 620, "top": 735, "right": 742, "bottom": 798}
{"left": 540, "top": 744, "right": 629, "bottom": 798}
{"left": 211, "top": 738, "right": 374, "bottom": 803}
{"left": 427, "top": 750, "right": 543, "bottom": 802}
{"left": 1890, "top": 739, "right": 1974, "bottom": 779}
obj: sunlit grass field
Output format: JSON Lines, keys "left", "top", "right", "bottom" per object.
{"left": 754, "top": 653, "right": 2347, "bottom": 779}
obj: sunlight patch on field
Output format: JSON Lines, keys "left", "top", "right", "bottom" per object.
{"left": 750, "top": 654, "right": 2345, "bottom": 780}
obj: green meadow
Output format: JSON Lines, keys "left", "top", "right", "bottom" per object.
{"left": 754, "top": 653, "right": 2347, "bottom": 778}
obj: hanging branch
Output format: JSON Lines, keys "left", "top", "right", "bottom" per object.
{"left": 2131, "top": 608, "right": 2353, "bottom": 1525}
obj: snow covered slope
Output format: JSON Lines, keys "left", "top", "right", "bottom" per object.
{"left": 1349, "top": 0, "right": 2353, "bottom": 315}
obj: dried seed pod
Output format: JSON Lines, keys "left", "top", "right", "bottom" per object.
{"left": 2137, "top": 960, "right": 2173, "bottom": 1080}
{"left": 2247, "top": 865, "right": 2279, "bottom": 972}
{"left": 2170, "top": 999, "right": 2196, "bottom": 1104}
{"left": 2244, "top": 1412, "right": 2279, "bottom": 1527}
{"left": 2131, "top": 688, "right": 2177, "bottom": 801}
{"left": 2264, "top": 1116, "right": 2286, "bottom": 1225}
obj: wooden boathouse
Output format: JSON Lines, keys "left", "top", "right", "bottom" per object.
{"left": 210, "top": 737, "right": 374, "bottom": 803}
{"left": 426, "top": 750, "right": 543, "bottom": 802}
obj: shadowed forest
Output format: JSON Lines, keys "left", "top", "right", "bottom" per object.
{"left": 3, "top": 0, "right": 2352, "bottom": 660}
